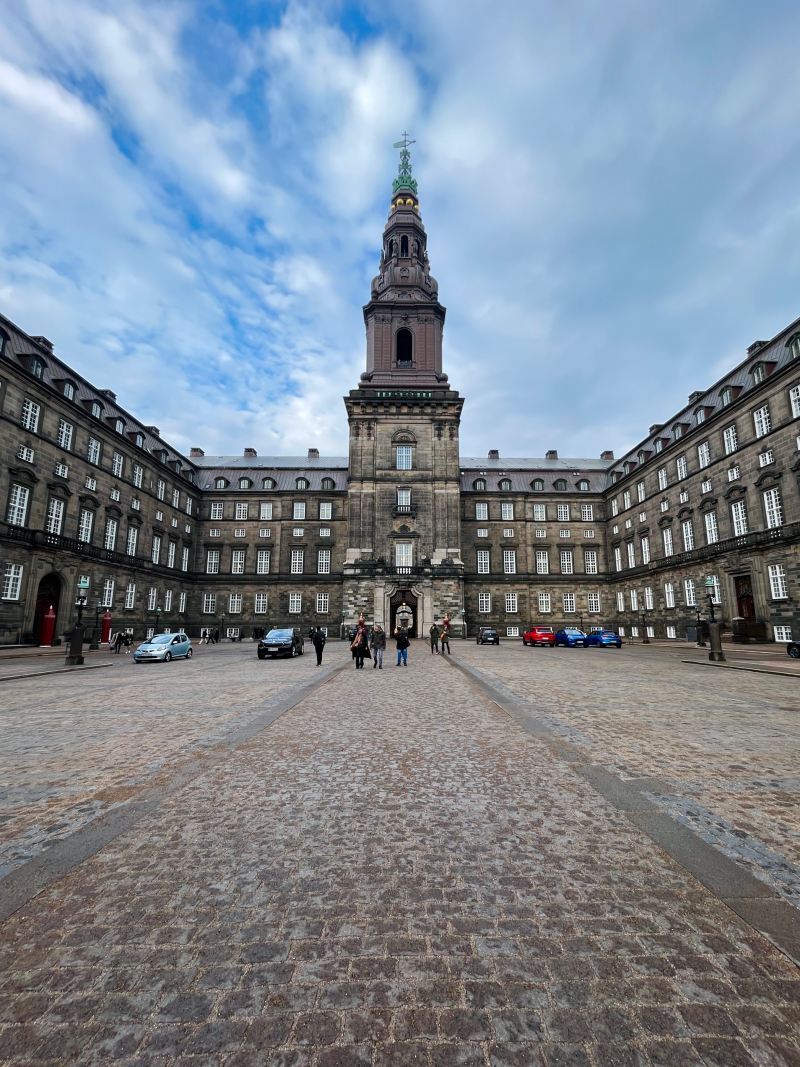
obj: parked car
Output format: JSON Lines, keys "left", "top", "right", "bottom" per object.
{"left": 476, "top": 626, "right": 500, "bottom": 645}
{"left": 586, "top": 629, "right": 623, "bottom": 649}
{"left": 555, "top": 628, "right": 588, "bottom": 647}
{"left": 787, "top": 642, "right": 800, "bottom": 659}
{"left": 258, "top": 627, "right": 305, "bottom": 659}
{"left": 523, "top": 626, "right": 556, "bottom": 647}
{"left": 133, "top": 632, "right": 192, "bottom": 663}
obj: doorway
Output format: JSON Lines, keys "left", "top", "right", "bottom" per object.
{"left": 33, "top": 573, "right": 62, "bottom": 644}
{"left": 734, "top": 574, "right": 755, "bottom": 619}
{"left": 389, "top": 588, "right": 417, "bottom": 637}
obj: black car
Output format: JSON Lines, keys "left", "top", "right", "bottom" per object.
{"left": 476, "top": 626, "right": 500, "bottom": 645}
{"left": 787, "top": 642, "right": 800, "bottom": 659}
{"left": 257, "top": 627, "right": 305, "bottom": 659}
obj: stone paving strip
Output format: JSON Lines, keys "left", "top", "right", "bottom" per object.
{"left": 1, "top": 646, "right": 799, "bottom": 1065}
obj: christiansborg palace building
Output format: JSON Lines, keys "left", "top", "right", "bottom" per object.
{"left": 2, "top": 150, "right": 800, "bottom": 646}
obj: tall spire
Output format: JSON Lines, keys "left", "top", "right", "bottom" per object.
{"left": 392, "top": 132, "right": 418, "bottom": 195}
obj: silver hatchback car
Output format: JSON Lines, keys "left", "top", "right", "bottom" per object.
{"left": 133, "top": 632, "right": 193, "bottom": 663}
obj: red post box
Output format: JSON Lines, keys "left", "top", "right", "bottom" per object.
{"left": 101, "top": 610, "right": 113, "bottom": 644}
{"left": 40, "top": 605, "right": 56, "bottom": 647}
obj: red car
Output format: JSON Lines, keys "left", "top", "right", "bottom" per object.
{"left": 523, "top": 626, "right": 556, "bottom": 646}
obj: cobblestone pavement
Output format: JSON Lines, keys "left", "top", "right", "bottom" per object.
{"left": 1, "top": 644, "right": 800, "bottom": 1065}
{"left": 454, "top": 642, "right": 800, "bottom": 910}
{"left": 0, "top": 645, "right": 331, "bottom": 877}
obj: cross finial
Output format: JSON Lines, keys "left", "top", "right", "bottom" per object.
{"left": 393, "top": 131, "right": 416, "bottom": 151}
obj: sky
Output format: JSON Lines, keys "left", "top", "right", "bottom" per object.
{"left": 1, "top": 0, "right": 799, "bottom": 462}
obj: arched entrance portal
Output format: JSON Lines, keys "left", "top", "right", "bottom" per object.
{"left": 389, "top": 588, "right": 418, "bottom": 638}
{"left": 34, "top": 573, "right": 62, "bottom": 645}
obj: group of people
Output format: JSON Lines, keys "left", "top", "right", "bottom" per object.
{"left": 428, "top": 621, "right": 452, "bottom": 656}
{"left": 108, "top": 631, "right": 133, "bottom": 654}
{"left": 199, "top": 628, "right": 220, "bottom": 644}
{"left": 348, "top": 613, "right": 452, "bottom": 669}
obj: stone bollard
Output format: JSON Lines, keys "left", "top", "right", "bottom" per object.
{"left": 708, "top": 622, "right": 726, "bottom": 663}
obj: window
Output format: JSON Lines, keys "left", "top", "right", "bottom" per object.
{"left": 666, "top": 625, "right": 677, "bottom": 639}
{"left": 772, "top": 563, "right": 789, "bottom": 597}
{"left": 235, "top": 502, "right": 249, "bottom": 520}
{"left": 229, "top": 593, "right": 243, "bottom": 614}
{"left": 209, "top": 528, "right": 220, "bottom": 538}
{"left": 640, "top": 536, "right": 650, "bottom": 564}
{"left": 293, "top": 501, "right": 306, "bottom": 520}
{"left": 318, "top": 548, "right": 331, "bottom": 574}
{"left": 708, "top": 575, "right": 722, "bottom": 605}
{"left": 151, "top": 534, "right": 162, "bottom": 565}
{"left": 662, "top": 527, "right": 674, "bottom": 557}
{"left": 581, "top": 504, "right": 594, "bottom": 522}
{"left": 172, "top": 488, "right": 180, "bottom": 508}
{"left": 559, "top": 529, "right": 571, "bottom": 539}
{"left": 681, "top": 519, "right": 694, "bottom": 552}
{"left": 554, "top": 479, "right": 567, "bottom": 491}
{"left": 684, "top": 579, "right": 696, "bottom": 607}
{"left": 704, "top": 511, "right": 719, "bottom": 545}
{"left": 178, "top": 591, "right": 187, "bottom": 613}
{"left": 587, "top": 592, "right": 600, "bottom": 613}
{"left": 396, "top": 445, "right": 412, "bottom": 470}
{"left": 288, "top": 593, "right": 303, "bottom": 614}
{"left": 259, "top": 502, "right": 273, "bottom": 520}
{"left": 532, "top": 478, "right": 544, "bottom": 492}
{"left": 728, "top": 465, "right": 741, "bottom": 481}
{"left": 557, "top": 504, "right": 570, "bottom": 522}
{"left": 505, "top": 592, "right": 518, "bottom": 613}
{"left": 613, "top": 546, "right": 622, "bottom": 572}
{"left": 538, "top": 592, "right": 551, "bottom": 613}
{"left": 255, "top": 593, "right": 268, "bottom": 614}
{"left": 478, "top": 592, "right": 491, "bottom": 613}
{"left": 291, "top": 548, "right": 304, "bottom": 574}
{"left": 535, "top": 528, "right": 546, "bottom": 538}
{"left": 759, "top": 449, "right": 775, "bottom": 467}
{"left": 622, "top": 491, "right": 631, "bottom": 511}
{"left": 181, "top": 547, "right": 189, "bottom": 571}
{"left": 55, "top": 462, "right": 69, "bottom": 479}
{"left": 477, "top": 549, "right": 490, "bottom": 574}
{"left": 46, "top": 497, "right": 64, "bottom": 535}
{"left": 563, "top": 592, "right": 575, "bottom": 613}
{"left": 257, "top": 549, "right": 271, "bottom": 574}
{"left": 231, "top": 549, "right": 246, "bottom": 574}
{"left": 501, "top": 502, "right": 514, "bottom": 521}
{"left": 234, "top": 528, "right": 246, "bottom": 538}
{"left": 611, "top": 499, "right": 619, "bottom": 517}
{"left": 583, "top": 549, "right": 597, "bottom": 575}
{"left": 774, "top": 625, "right": 793, "bottom": 643}
{"left": 616, "top": 591, "right": 625, "bottom": 612}
{"left": 654, "top": 438, "right": 663, "bottom": 453}
{"left": 701, "top": 478, "right": 712, "bottom": 494}
{"left": 630, "top": 590, "right": 638, "bottom": 611}
{"left": 238, "top": 477, "right": 251, "bottom": 490}
{"left": 206, "top": 549, "right": 220, "bottom": 574}
{"left": 126, "top": 526, "right": 138, "bottom": 556}
{"left": 77, "top": 508, "right": 94, "bottom": 543}
{"left": 535, "top": 549, "right": 549, "bottom": 575}
{"left": 20, "top": 398, "right": 40, "bottom": 432}
{"left": 125, "top": 583, "right": 136, "bottom": 609}
{"left": 100, "top": 578, "right": 114, "bottom": 608}
{"left": 202, "top": 593, "right": 216, "bottom": 614}
{"left": 731, "top": 500, "right": 748, "bottom": 536}
{"left": 753, "top": 404, "right": 771, "bottom": 438}
{"left": 16, "top": 445, "right": 34, "bottom": 464}
{"left": 210, "top": 502, "right": 223, "bottom": 520}
{"left": 503, "top": 528, "right": 514, "bottom": 538}
{"left": 395, "top": 542, "right": 413, "bottom": 569}
{"left": 132, "top": 464, "right": 143, "bottom": 488}
{"left": 506, "top": 626, "right": 520, "bottom": 637}
{"left": 215, "top": 478, "right": 227, "bottom": 489}
{"left": 499, "top": 478, "right": 511, "bottom": 491}
{"left": 260, "top": 527, "right": 271, "bottom": 538}
{"left": 86, "top": 436, "right": 101, "bottom": 465}
{"left": 185, "top": 498, "right": 193, "bottom": 516}
{"left": 167, "top": 541, "right": 176, "bottom": 568}
{"left": 503, "top": 549, "right": 516, "bottom": 574}
{"left": 62, "top": 382, "right": 75, "bottom": 400}
{"left": 676, "top": 455, "right": 688, "bottom": 480}
{"left": 763, "top": 487, "right": 783, "bottom": 529}
{"left": 697, "top": 442, "right": 710, "bottom": 469}
{"left": 154, "top": 479, "right": 164, "bottom": 501}
{"left": 316, "top": 592, "right": 330, "bottom": 614}
{"left": 319, "top": 502, "right": 332, "bottom": 520}
{"left": 626, "top": 542, "right": 636, "bottom": 568}
{"left": 664, "top": 582, "right": 675, "bottom": 608}
{"left": 578, "top": 480, "right": 590, "bottom": 492}
{"left": 559, "top": 549, "right": 573, "bottom": 574}
{"left": 163, "top": 590, "right": 173, "bottom": 612}
{"left": 320, "top": 527, "right": 331, "bottom": 538}
{"left": 397, "top": 488, "right": 412, "bottom": 512}
{"left": 790, "top": 384, "right": 800, "bottom": 418}
{"left": 644, "top": 586, "right": 654, "bottom": 610}
{"left": 475, "top": 502, "right": 488, "bottom": 521}
{"left": 2, "top": 563, "right": 23, "bottom": 600}
{"left": 660, "top": 498, "right": 669, "bottom": 513}
{"left": 533, "top": 504, "right": 546, "bottom": 521}
{"left": 104, "top": 517, "right": 118, "bottom": 551}
{"left": 473, "top": 478, "right": 486, "bottom": 491}
{"left": 658, "top": 468, "right": 668, "bottom": 490}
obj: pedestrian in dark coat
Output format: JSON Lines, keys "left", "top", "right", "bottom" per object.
{"left": 370, "top": 624, "right": 386, "bottom": 669}
{"left": 312, "top": 627, "right": 326, "bottom": 666}
{"left": 394, "top": 626, "right": 410, "bottom": 666}
{"left": 351, "top": 625, "right": 369, "bottom": 669}
{"left": 429, "top": 623, "right": 440, "bottom": 654}
{"left": 440, "top": 627, "right": 451, "bottom": 655}
{"left": 113, "top": 631, "right": 124, "bottom": 654}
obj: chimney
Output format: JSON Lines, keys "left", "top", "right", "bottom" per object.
{"left": 307, "top": 448, "right": 320, "bottom": 460}
{"left": 546, "top": 449, "right": 558, "bottom": 460}
{"left": 243, "top": 447, "right": 257, "bottom": 458}
{"left": 488, "top": 449, "right": 499, "bottom": 460}
{"left": 31, "top": 335, "right": 54, "bottom": 351}
{"left": 189, "top": 447, "right": 205, "bottom": 457}
{"left": 99, "top": 389, "right": 117, "bottom": 401}
{"left": 648, "top": 424, "right": 662, "bottom": 435}
{"left": 146, "top": 425, "right": 160, "bottom": 437}
{"left": 688, "top": 390, "right": 703, "bottom": 403}
{"left": 747, "top": 340, "right": 767, "bottom": 355}
{"left": 600, "top": 450, "right": 615, "bottom": 461}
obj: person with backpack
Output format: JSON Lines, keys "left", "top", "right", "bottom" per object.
{"left": 394, "top": 625, "right": 410, "bottom": 667}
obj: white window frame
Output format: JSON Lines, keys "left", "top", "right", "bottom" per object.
{"left": 291, "top": 548, "right": 304, "bottom": 574}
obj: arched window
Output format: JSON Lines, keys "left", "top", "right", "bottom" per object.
{"left": 0, "top": 329, "right": 7, "bottom": 356}
{"left": 296, "top": 477, "right": 309, "bottom": 490}
{"left": 321, "top": 477, "right": 335, "bottom": 490}
{"left": 473, "top": 478, "right": 486, "bottom": 491}
{"left": 789, "top": 335, "right": 800, "bottom": 360}
{"left": 531, "top": 479, "right": 544, "bottom": 492}
{"left": 400, "top": 235, "right": 409, "bottom": 257}
{"left": 396, "top": 328, "right": 412, "bottom": 368}
{"left": 554, "top": 478, "right": 567, "bottom": 491}
{"left": 578, "top": 479, "right": 590, "bottom": 491}
{"left": 262, "top": 477, "right": 276, "bottom": 489}
{"left": 389, "top": 239, "right": 396, "bottom": 257}
{"left": 238, "top": 477, "right": 252, "bottom": 489}
{"left": 499, "top": 478, "right": 511, "bottom": 491}
{"left": 215, "top": 477, "right": 227, "bottom": 489}
{"left": 412, "top": 239, "right": 420, "bottom": 258}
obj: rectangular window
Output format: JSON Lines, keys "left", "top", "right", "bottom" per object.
{"left": 658, "top": 468, "right": 668, "bottom": 490}
{"left": 684, "top": 578, "right": 696, "bottom": 607}
{"left": 396, "top": 445, "right": 412, "bottom": 470}
{"left": 181, "top": 546, "right": 189, "bottom": 571}
{"left": 768, "top": 563, "right": 788, "bottom": 599}
{"left": 636, "top": 482, "right": 646, "bottom": 503}
{"left": 156, "top": 479, "right": 166, "bottom": 501}
{"left": 202, "top": 593, "right": 216, "bottom": 614}
{"left": 506, "top": 626, "right": 520, "bottom": 637}
{"left": 581, "top": 503, "right": 594, "bottom": 521}
{"left": 704, "top": 511, "right": 719, "bottom": 544}
{"left": 288, "top": 592, "right": 302, "bottom": 614}
{"left": 753, "top": 404, "right": 771, "bottom": 438}
{"left": 257, "top": 549, "right": 271, "bottom": 575}
{"left": 477, "top": 549, "right": 490, "bottom": 574}
{"left": 132, "top": 464, "right": 143, "bottom": 488}
{"left": 533, "top": 504, "right": 546, "bottom": 521}
{"left": 478, "top": 592, "right": 491, "bottom": 613}
{"left": 660, "top": 498, "right": 669, "bottom": 512}
{"left": 630, "top": 589, "right": 639, "bottom": 611}
{"left": 185, "top": 498, "right": 193, "bottom": 516}
{"left": 178, "top": 591, "right": 186, "bottom": 613}
{"left": 583, "top": 529, "right": 595, "bottom": 538}
{"left": 320, "top": 527, "right": 331, "bottom": 537}
{"left": 57, "top": 419, "right": 73, "bottom": 450}
{"left": 623, "top": 491, "right": 631, "bottom": 511}
{"left": 231, "top": 549, "right": 246, "bottom": 574}
{"left": 640, "top": 536, "right": 650, "bottom": 564}
{"left": 664, "top": 582, "right": 675, "bottom": 608}
{"left": 55, "top": 462, "right": 69, "bottom": 478}
{"left": 701, "top": 478, "right": 712, "bottom": 494}
{"left": 254, "top": 593, "right": 268, "bottom": 614}
{"left": 560, "top": 549, "right": 573, "bottom": 574}
{"left": 229, "top": 593, "right": 243, "bottom": 614}
{"left": 763, "top": 487, "right": 783, "bottom": 529}
{"left": 644, "top": 586, "right": 654, "bottom": 610}
{"left": 396, "top": 488, "right": 412, "bottom": 511}
{"left": 681, "top": 519, "right": 694, "bottom": 552}
{"left": 151, "top": 533, "right": 162, "bottom": 565}
{"left": 614, "top": 546, "right": 622, "bottom": 572}
{"left": 731, "top": 500, "right": 748, "bottom": 536}
{"left": 291, "top": 548, "right": 304, "bottom": 574}
{"left": 790, "top": 384, "right": 800, "bottom": 418}
{"left": 235, "top": 502, "right": 248, "bottom": 520}
{"left": 210, "top": 502, "right": 223, "bottom": 520}
{"left": 395, "top": 542, "right": 412, "bottom": 569}
{"left": 318, "top": 548, "right": 331, "bottom": 574}
{"left": 611, "top": 498, "right": 619, "bottom": 517}
{"left": 319, "top": 501, "right": 332, "bottom": 520}
{"left": 505, "top": 592, "right": 518, "bottom": 613}
{"left": 503, "top": 549, "right": 516, "bottom": 574}
{"left": 163, "top": 589, "right": 173, "bottom": 611}
{"left": 101, "top": 578, "right": 114, "bottom": 608}
{"left": 46, "top": 497, "right": 64, "bottom": 535}
{"left": 316, "top": 592, "right": 330, "bottom": 614}
{"left": 616, "top": 591, "right": 625, "bottom": 612}
{"left": 563, "top": 592, "right": 575, "bottom": 613}
{"left": 587, "top": 592, "right": 600, "bottom": 613}
{"left": 126, "top": 526, "right": 138, "bottom": 556}
{"left": 626, "top": 541, "right": 636, "bottom": 568}
{"left": 167, "top": 540, "right": 176, "bottom": 568}
{"left": 697, "top": 442, "right": 710, "bottom": 468}
{"left": 501, "top": 502, "right": 514, "bottom": 521}
{"left": 723, "top": 424, "right": 738, "bottom": 455}
{"left": 104, "top": 517, "right": 118, "bottom": 551}
{"left": 125, "top": 583, "right": 136, "bottom": 609}
{"left": 77, "top": 508, "right": 94, "bottom": 543}
{"left": 111, "top": 451, "right": 124, "bottom": 477}
{"left": 2, "top": 563, "right": 23, "bottom": 600}
{"left": 87, "top": 436, "right": 101, "bottom": 465}
{"left": 172, "top": 488, "right": 180, "bottom": 508}
{"left": 535, "top": 549, "right": 549, "bottom": 575}
{"left": 206, "top": 549, "right": 220, "bottom": 574}
{"left": 293, "top": 501, "right": 306, "bottom": 520}
{"left": 85, "top": 476, "right": 97, "bottom": 491}
{"left": 475, "top": 502, "right": 488, "bottom": 521}
{"left": 774, "top": 625, "right": 793, "bottom": 643}
{"left": 538, "top": 592, "right": 551, "bottom": 613}
{"left": 708, "top": 575, "right": 722, "bottom": 605}
{"left": 20, "top": 398, "right": 40, "bottom": 432}
{"left": 559, "top": 528, "right": 571, "bottom": 539}
{"left": 759, "top": 449, "right": 775, "bottom": 467}
{"left": 662, "top": 527, "right": 674, "bottom": 557}
{"left": 676, "top": 455, "right": 688, "bottom": 480}
{"left": 728, "top": 465, "right": 741, "bottom": 481}
{"left": 666, "top": 625, "right": 676, "bottom": 639}
{"left": 557, "top": 503, "right": 570, "bottom": 522}
{"left": 147, "top": 586, "right": 157, "bottom": 611}
{"left": 503, "top": 528, "right": 514, "bottom": 538}
{"left": 535, "top": 528, "right": 546, "bottom": 538}
{"left": 584, "top": 549, "right": 598, "bottom": 574}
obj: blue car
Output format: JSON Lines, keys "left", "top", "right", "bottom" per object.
{"left": 586, "top": 629, "right": 622, "bottom": 649}
{"left": 133, "top": 632, "right": 193, "bottom": 662}
{"left": 555, "top": 628, "right": 588, "bottom": 647}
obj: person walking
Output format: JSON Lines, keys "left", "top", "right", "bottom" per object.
{"left": 351, "top": 624, "right": 369, "bottom": 669}
{"left": 124, "top": 633, "right": 133, "bottom": 654}
{"left": 370, "top": 623, "right": 386, "bottom": 669}
{"left": 113, "top": 630, "right": 124, "bottom": 654}
{"left": 312, "top": 626, "right": 326, "bottom": 666}
{"left": 394, "top": 625, "right": 410, "bottom": 667}
{"left": 440, "top": 626, "right": 451, "bottom": 656}
{"left": 429, "top": 622, "right": 440, "bottom": 655}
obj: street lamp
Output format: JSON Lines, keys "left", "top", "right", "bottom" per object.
{"left": 66, "top": 594, "right": 87, "bottom": 665}
{"left": 704, "top": 576, "right": 726, "bottom": 663}
{"left": 704, "top": 576, "right": 717, "bottom": 623}
{"left": 695, "top": 605, "right": 706, "bottom": 647}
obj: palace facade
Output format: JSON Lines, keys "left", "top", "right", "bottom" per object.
{"left": 2, "top": 150, "right": 800, "bottom": 645}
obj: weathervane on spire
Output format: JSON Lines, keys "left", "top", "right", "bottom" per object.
{"left": 392, "top": 132, "right": 418, "bottom": 195}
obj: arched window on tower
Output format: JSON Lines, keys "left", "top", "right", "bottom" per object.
{"left": 396, "top": 328, "right": 412, "bottom": 368}
{"left": 388, "top": 239, "right": 396, "bottom": 258}
{"left": 400, "top": 235, "right": 409, "bottom": 257}
{"left": 412, "top": 239, "right": 419, "bottom": 258}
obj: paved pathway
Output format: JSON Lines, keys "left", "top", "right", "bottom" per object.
{"left": 1, "top": 645, "right": 799, "bottom": 1065}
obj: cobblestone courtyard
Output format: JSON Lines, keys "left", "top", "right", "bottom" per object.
{"left": 1, "top": 641, "right": 799, "bottom": 1065}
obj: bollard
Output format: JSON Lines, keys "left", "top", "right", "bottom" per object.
{"left": 707, "top": 621, "right": 726, "bottom": 663}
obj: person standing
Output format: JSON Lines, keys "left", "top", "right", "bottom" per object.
{"left": 440, "top": 626, "right": 451, "bottom": 656}
{"left": 312, "top": 626, "right": 326, "bottom": 666}
{"left": 394, "top": 625, "right": 410, "bottom": 667}
{"left": 370, "top": 623, "right": 386, "bottom": 669}
{"left": 429, "top": 622, "right": 440, "bottom": 655}
{"left": 113, "top": 630, "right": 124, "bottom": 654}
{"left": 351, "top": 624, "right": 369, "bottom": 669}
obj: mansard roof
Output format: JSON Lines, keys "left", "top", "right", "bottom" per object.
{"left": 193, "top": 455, "right": 348, "bottom": 469}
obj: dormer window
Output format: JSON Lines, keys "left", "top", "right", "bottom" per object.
{"left": 91, "top": 401, "right": 102, "bottom": 418}
{"left": 262, "top": 477, "right": 276, "bottom": 489}
{"left": 531, "top": 478, "right": 544, "bottom": 492}
{"left": 473, "top": 478, "right": 486, "bottom": 491}
{"left": 499, "top": 478, "right": 511, "bottom": 491}
{"left": 554, "top": 478, "right": 567, "bottom": 491}
{"left": 63, "top": 382, "right": 75, "bottom": 401}
{"left": 134, "top": 432, "right": 144, "bottom": 448}
{"left": 321, "top": 477, "right": 335, "bottom": 490}
{"left": 31, "top": 359, "right": 44, "bottom": 380}
{"left": 673, "top": 424, "right": 683, "bottom": 440}
{"left": 578, "top": 479, "right": 590, "bottom": 491}
{"left": 654, "top": 439, "right": 663, "bottom": 453}
{"left": 296, "top": 477, "right": 309, "bottom": 490}
{"left": 238, "top": 477, "right": 252, "bottom": 489}
{"left": 695, "top": 408, "right": 706, "bottom": 424}
{"left": 720, "top": 386, "right": 732, "bottom": 406}
{"left": 789, "top": 335, "right": 800, "bottom": 360}
{"left": 752, "top": 363, "right": 766, "bottom": 384}
{"left": 115, "top": 418, "right": 125, "bottom": 433}
{"left": 215, "top": 477, "right": 227, "bottom": 489}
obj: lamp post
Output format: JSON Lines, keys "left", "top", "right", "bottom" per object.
{"left": 220, "top": 612, "right": 226, "bottom": 642}
{"left": 695, "top": 605, "right": 706, "bottom": 646}
{"left": 65, "top": 594, "right": 87, "bottom": 665}
{"left": 704, "top": 576, "right": 726, "bottom": 662}
{"left": 150, "top": 605, "right": 162, "bottom": 637}
{"left": 89, "top": 598, "right": 101, "bottom": 650}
